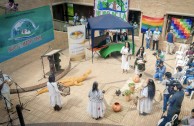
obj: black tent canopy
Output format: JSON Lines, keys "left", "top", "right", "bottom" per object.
{"left": 88, "top": 14, "right": 135, "bottom": 62}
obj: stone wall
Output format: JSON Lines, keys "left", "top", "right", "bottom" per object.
{"left": 0, "top": 31, "right": 68, "bottom": 74}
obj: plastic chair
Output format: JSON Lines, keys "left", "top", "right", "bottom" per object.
{"left": 190, "top": 91, "right": 194, "bottom": 100}
{"left": 180, "top": 76, "right": 186, "bottom": 85}
{"left": 164, "top": 114, "right": 178, "bottom": 126}
{"left": 175, "top": 44, "right": 188, "bottom": 56}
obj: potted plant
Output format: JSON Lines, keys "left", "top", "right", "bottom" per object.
{"left": 124, "top": 90, "right": 132, "bottom": 101}
{"left": 128, "top": 82, "right": 135, "bottom": 93}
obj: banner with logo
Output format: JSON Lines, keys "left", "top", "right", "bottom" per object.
{"left": 0, "top": 6, "right": 54, "bottom": 63}
{"left": 67, "top": 25, "right": 85, "bottom": 61}
{"left": 94, "top": 0, "right": 129, "bottom": 21}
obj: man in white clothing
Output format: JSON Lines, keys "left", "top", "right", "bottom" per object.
{"left": 0, "top": 70, "right": 12, "bottom": 111}
{"left": 152, "top": 27, "right": 161, "bottom": 51}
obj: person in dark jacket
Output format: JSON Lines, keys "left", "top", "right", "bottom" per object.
{"left": 159, "top": 82, "right": 184, "bottom": 126}
{"left": 113, "top": 32, "right": 121, "bottom": 43}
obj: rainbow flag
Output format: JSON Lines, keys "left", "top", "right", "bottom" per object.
{"left": 171, "top": 18, "right": 192, "bottom": 39}
{"left": 141, "top": 15, "right": 164, "bottom": 33}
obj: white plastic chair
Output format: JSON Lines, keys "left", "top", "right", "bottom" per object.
{"left": 164, "top": 114, "right": 179, "bottom": 126}
{"left": 190, "top": 91, "right": 194, "bottom": 100}
{"left": 175, "top": 44, "right": 188, "bottom": 56}
{"left": 180, "top": 76, "right": 186, "bottom": 85}
{"left": 176, "top": 57, "right": 189, "bottom": 67}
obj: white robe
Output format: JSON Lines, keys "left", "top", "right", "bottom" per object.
{"left": 87, "top": 90, "right": 106, "bottom": 119}
{"left": 47, "top": 82, "right": 62, "bottom": 107}
{"left": 138, "top": 86, "right": 153, "bottom": 114}
{"left": 120, "top": 46, "right": 131, "bottom": 70}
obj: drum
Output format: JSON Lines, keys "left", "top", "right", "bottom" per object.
{"left": 137, "top": 60, "right": 145, "bottom": 72}
{"left": 58, "top": 83, "right": 70, "bottom": 97}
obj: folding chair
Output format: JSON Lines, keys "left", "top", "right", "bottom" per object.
{"left": 190, "top": 91, "right": 194, "bottom": 100}
{"left": 165, "top": 114, "right": 178, "bottom": 126}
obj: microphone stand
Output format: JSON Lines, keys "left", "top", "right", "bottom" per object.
{"left": 10, "top": 79, "right": 30, "bottom": 114}
{"left": 0, "top": 93, "right": 13, "bottom": 126}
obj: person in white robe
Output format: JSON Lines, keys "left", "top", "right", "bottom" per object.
{"left": 87, "top": 81, "right": 105, "bottom": 120}
{"left": 47, "top": 75, "right": 63, "bottom": 110}
{"left": 0, "top": 70, "right": 12, "bottom": 111}
{"left": 135, "top": 46, "right": 147, "bottom": 76}
{"left": 138, "top": 78, "right": 155, "bottom": 115}
{"left": 120, "top": 42, "right": 132, "bottom": 73}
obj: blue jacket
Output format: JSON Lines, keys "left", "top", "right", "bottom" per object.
{"left": 156, "top": 65, "right": 166, "bottom": 75}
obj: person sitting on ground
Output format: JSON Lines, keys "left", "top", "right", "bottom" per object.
{"left": 154, "top": 49, "right": 165, "bottom": 66}
{"left": 87, "top": 81, "right": 105, "bottom": 120}
{"left": 184, "top": 80, "right": 194, "bottom": 96}
{"left": 181, "top": 108, "right": 194, "bottom": 126}
{"left": 173, "top": 66, "right": 184, "bottom": 81}
{"left": 6, "top": 0, "right": 18, "bottom": 12}
{"left": 154, "top": 60, "right": 166, "bottom": 83}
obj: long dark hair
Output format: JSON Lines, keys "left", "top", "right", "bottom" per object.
{"left": 92, "top": 81, "right": 98, "bottom": 92}
{"left": 147, "top": 79, "right": 155, "bottom": 100}
{"left": 136, "top": 46, "right": 144, "bottom": 57}
{"left": 125, "top": 42, "right": 130, "bottom": 52}
{"left": 48, "top": 75, "right": 55, "bottom": 83}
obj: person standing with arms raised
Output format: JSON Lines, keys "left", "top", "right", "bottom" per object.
{"left": 152, "top": 27, "right": 161, "bottom": 51}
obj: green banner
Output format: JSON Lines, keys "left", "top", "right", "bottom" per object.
{"left": 0, "top": 6, "right": 54, "bottom": 63}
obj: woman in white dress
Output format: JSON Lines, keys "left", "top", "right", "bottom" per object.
{"left": 120, "top": 42, "right": 132, "bottom": 73}
{"left": 87, "top": 81, "right": 105, "bottom": 120}
{"left": 47, "top": 75, "right": 63, "bottom": 111}
{"left": 134, "top": 46, "right": 147, "bottom": 76}
{"left": 138, "top": 78, "right": 155, "bottom": 115}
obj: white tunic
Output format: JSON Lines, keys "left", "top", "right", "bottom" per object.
{"left": 87, "top": 90, "right": 106, "bottom": 119}
{"left": 120, "top": 46, "right": 131, "bottom": 70}
{"left": 138, "top": 86, "right": 153, "bottom": 114}
{"left": 47, "top": 82, "right": 63, "bottom": 107}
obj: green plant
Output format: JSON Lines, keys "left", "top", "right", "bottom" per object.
{"left": 124, "top": 90, "right": 131, "bottom": 96}
{"left": 128, "top": 82, "right": 135, "bottom": 87}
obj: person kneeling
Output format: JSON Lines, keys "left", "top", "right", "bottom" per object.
{"left": 154, "top": 61, "right": 166, "bottom": 83}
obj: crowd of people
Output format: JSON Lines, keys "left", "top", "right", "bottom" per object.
{"left": 1, "top": 25, "right": 194, "bottom": 125}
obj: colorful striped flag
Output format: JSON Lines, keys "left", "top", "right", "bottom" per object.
{"left": 141, "top": 15, "right": 164, "bottom": 33}
{"left": 171, "top": 18, "right": 192, "bottom": 39}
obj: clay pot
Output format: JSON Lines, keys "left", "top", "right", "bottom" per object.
{"left": 125, "top": 95, "right": 131, "bottom": 102}
{"left": 133, "top": 75, "right": 140, "bottom": 83}
{"left": 130, "top": 86, "right": 135, "bottom": 93}
{"left": 112, "top": 102, "right": 121, "bottom": 112}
